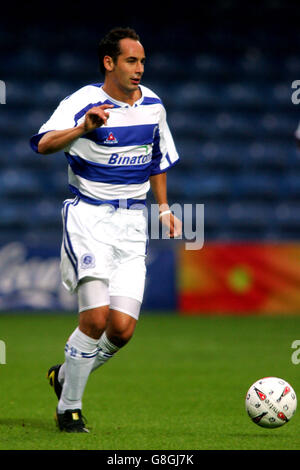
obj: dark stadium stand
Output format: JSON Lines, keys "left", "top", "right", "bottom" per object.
{"left": 1, "top": 0, "right": 300, "bottom": 246}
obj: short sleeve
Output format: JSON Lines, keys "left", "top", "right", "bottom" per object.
{"left": 29, "top": 93, "right": 80, "bottom": 153}
{"left": 150, "top": 106, "right": 179, "bottom": 175}
{"left": 29, "top": 85, "right": 103, "bottom": 154}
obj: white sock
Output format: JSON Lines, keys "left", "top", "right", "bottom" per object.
{"left": 57, "top": 331, "right": 120, "bottom": 388}
{"left": 57, "top": 327, "right": 99, "bottom": 413}
{"left": 91, "top": 331, "right": 119, "bottom": 373}
{"left": 58, "top": 363, "right": 65, "bottom": 385}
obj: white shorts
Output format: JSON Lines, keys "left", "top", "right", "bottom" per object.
{"left": 60, "top": 197, "right": 148, "bottom": 303}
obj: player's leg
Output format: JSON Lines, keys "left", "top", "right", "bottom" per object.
{"left": 56, "top": 289, "right": 140, "bottom": 409}
{"left": 106, "top": 307, "right": 138, "bottom": 347}
{"left": 91, "top": 296, "right": 141, "bottom": 372}
{"left": 57, "top": 306, "right": 109, "bottom": 410}
{"left": 54, "top": 279, "right": 110, "bottom": 432}
{"left": 89, "top": 227, "right": 146, "bottom": 372}
{"left": 49, "top": 201, "right": 117, "bottom": 431}
{"left": 52, "top": 279, "right": 119, "bottom": 392}
{"left": 52, "top": 292, "right": 142, "bottom": 432}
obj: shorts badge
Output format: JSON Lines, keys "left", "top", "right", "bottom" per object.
{"left": 80, "top": 253, "right": 96, "bottom": 269}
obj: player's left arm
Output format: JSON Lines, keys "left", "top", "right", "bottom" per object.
{"left": 150, "top": 172, "right": 182, "bottom": 238}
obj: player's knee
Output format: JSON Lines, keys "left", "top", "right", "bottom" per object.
{"left": 108, "top": 330, "right": 133, "bottom": 347}
{"left": 107, "top": 316, "right": 136, "bottom": 347}
{"left": 79, "top": 306, "right": 109, "bottom": 339}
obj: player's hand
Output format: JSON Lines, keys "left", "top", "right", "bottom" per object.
{"left": 83, "top": 104, "right": 114, "bottom": 132}
{"left": 160, "top": 212, "right": 182, "bottom": 238}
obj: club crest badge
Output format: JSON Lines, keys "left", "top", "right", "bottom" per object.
{"left": 80, "top": 253, "right": 96, "bottom": 269}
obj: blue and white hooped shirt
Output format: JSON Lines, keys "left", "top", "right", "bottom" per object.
{"left": 30, "top": 83, "right": 179, "bottom": 206}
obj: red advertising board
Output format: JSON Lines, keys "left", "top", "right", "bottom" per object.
{"left": 179, "top": 243, "right": 300, "bottom": 314}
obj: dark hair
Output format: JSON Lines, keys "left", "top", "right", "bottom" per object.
{"left": 98, "top": 27, "right": 140, "bottom": 75}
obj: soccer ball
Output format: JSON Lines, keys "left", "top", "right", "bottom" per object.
{"left": 245, "top": 377, "right": 297, "bottom": 428}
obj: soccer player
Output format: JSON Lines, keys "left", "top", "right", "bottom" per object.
{"left": 30, "top": 27, "right": 181, "bottom": 433}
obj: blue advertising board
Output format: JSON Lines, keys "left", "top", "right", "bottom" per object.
{"left": 0, "top": 242, "right": 177, "bottom": 312}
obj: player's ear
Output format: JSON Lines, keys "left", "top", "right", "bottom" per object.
{"left": 103, "top": 55, "right": 115, "bottom": 72}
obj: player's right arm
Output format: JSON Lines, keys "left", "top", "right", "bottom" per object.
{"left": 38, "top": 104, "right": 114, "bottom": 154}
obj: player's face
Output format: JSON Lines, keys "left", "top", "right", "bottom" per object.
{"left": 110, "top": 38, "right": 145, "bottom": 94}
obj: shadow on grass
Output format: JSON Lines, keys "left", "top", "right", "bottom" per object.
{"left": 227, "top": 431, "right": 284, "bottom": 438}
{"left": 0, "top": 417, "right": 56, "bottom": 432}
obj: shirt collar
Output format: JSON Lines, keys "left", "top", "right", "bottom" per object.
{"left": 100, "top": 85, "right": 144, "bottom": 108}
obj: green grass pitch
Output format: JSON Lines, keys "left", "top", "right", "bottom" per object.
{"left": 0, "top": 312, "right": 300, "bottom": 450}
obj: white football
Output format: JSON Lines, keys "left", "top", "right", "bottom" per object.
{"left": 245, "top": 377, "right": 297, "bottom": 428}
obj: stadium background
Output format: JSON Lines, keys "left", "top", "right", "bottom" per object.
{"left": 1, "top": 0, "right": 300, "bottom": 315}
